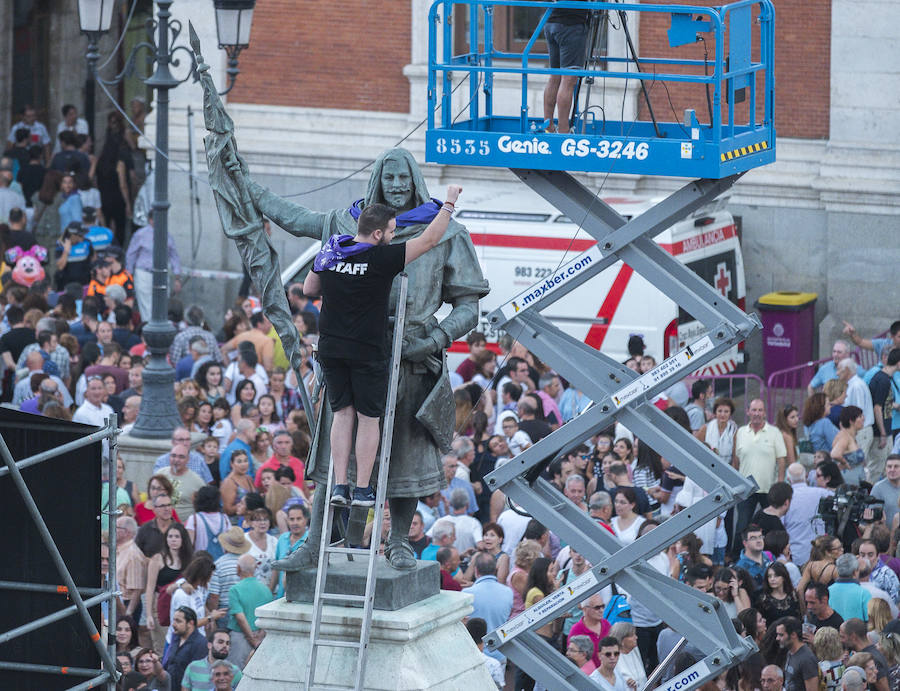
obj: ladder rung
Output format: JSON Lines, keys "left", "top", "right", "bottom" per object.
{"left": 326, "top": 546, "right": 371, "bottom": 556}
{"left": 314, "top": 637, "right": 362, "bottom": 649}
{"left": 321, "top": 592, "right": 366, "bottom": 603}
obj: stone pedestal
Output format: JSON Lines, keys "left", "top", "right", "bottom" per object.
{"left": 117, "top": 431, "right": 204, "bottom": 494}
{"left": 238, "top": 592, "right": 496, "bottom": 690}
{"left": 285, "top": 557, "right": 439, "bottom": 610}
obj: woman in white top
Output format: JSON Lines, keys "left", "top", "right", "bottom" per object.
{"left": 245, "top": 507, "right": 278, "bottom": 592}
{"left": 166, "top": 554, "right": 225, "bottom": 646}
{"left": 609, "top": 622, "right": 647, "bottom": 690}
{"left": 697, "top": 397, "right": 738, "bottom": 465}
{"left": 611, "top": 488, "right": 645, "bottom": 544}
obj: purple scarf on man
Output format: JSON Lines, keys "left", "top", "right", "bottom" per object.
{"left": 347, "top": 198, "right": 443, "bottom": 227}
{"left": 313, "top": 235, "right": 375, "bottom": 272}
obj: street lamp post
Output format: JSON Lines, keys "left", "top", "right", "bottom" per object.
{"left": 79, "top": 0, "right": 254, "bottom": 438}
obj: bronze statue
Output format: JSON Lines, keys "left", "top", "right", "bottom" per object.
{"left": 191, "top": 28, "right": 489, "bottom": 571}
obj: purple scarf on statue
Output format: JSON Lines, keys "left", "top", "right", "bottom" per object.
{"left": 313, "top": 234, "right": 375, "bottom": 272}
{"left": 347, "top": 198, "right": 444, "bottom": 227}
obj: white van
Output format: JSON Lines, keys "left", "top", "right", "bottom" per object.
{"left": 280, "top": 189, "right": 746, "bottom": 376}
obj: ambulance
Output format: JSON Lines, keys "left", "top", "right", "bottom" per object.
{"left": 280, "top": 188, "right": 746, "bottom": 376}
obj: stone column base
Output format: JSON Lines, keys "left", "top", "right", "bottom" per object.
{"left": 239, "top": 592, "right": 496, "bottom": 690}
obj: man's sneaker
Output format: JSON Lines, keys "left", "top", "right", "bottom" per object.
{"left": 351, "top": 486, "right": 376, "bottom": 508}
{"left": 330, "top": 484, "right": 350, "bottom": 507}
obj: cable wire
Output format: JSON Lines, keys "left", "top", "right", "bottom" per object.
{"left": 96, "top": 0, "right": 140, "bottom": 71}
{"left": 283, "top": 72, "right": 475, "bottom": 198}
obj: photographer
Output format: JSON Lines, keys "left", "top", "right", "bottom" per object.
{"left": 817, "top": 482, "right": 884, "bottom": 551}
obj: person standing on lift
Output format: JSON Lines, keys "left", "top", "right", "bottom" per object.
{"left": 304, "top": 185, "right": 463, "bottom": 507}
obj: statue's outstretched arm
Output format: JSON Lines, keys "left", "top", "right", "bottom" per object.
{"left": 246, "top": 181, "right": 328, "bottom": 241}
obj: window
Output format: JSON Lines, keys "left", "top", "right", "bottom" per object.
{"left": 453, "top": 3, "right": 548, "bottom": 56}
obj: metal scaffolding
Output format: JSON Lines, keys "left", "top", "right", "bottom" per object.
{"left": 0, "top": 415, "right": 120, "bottom": 690}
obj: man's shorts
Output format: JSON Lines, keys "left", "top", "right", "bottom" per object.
{"left": 319, "top": 356, "right": 390, "bottom": 418}
{"left": 544, "top": 22, "right": 588, "bottom": 70}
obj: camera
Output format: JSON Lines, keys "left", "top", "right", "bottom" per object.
{"left": 816, "top": 484, "right": 884, "bottom": 538}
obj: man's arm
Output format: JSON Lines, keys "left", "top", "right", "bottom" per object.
{"left": 261, "top": 338, "right": 274, "bottom": 372}
{"left": 776, "top": 456, "right": 786, "bottom": 482}
{"left": 843, "top": 320, "right": 874, "bottom": 351}
{"left": 233, "top": 611, "right": 256, "bottom": 643}
{"left": 804, "top": 674, "right": 819, "bottom": 691}
{"left": 874, "top": 404, "right": 888, "bottom": 447}
{"left": 405, "top": 185, "right": 462, "bottom": 265}
{"left": 303, "top": 271, "right": 321, "bottom": 298}
{"left": 56, "top": 239, "right": 71, "bottom": 271}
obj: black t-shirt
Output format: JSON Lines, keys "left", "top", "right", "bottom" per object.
{"left": 784, "top": 644, "right": 818, "bottom": 691}
{"left": 0, "top": 326, "right": 36, "bottom": 362}
{"left": 750, "top": 509, "right": 785, "bottom": 536}
{"left": 316, "top": 241, "right": 406, "bottom": 360}
{"left": 808, "top": 609, "right": 843, "bottom": 631}
{"left": 3, "top": 146, "right": 30, "bottom": 170}
{"left": 50, "top": 150, "right": 90, "bottom": 176}
{"left": 548, "top": 4, "right": 589, "bottom": 25}
{"left": 18, "top": 163, "right": 46, "bottom": 206}
{"left": 519, "top": 418, "right": 552, "bottom": 443}
{"left": 869, "top": 370, "right": 894, "bottom": 434}
{"left": 6, "top": 229, "right": 36, "bottom": 249}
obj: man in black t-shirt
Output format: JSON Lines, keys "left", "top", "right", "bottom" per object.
{"left": 777, "top": 617, "right": 819, "bottom": 691}
{"left": 0, "top": 305, "right": 36, "bottom": 370}
{"left": 750, "top": 481, "right": 792, "bottom": 536}
{"left": 304, "top": 185, "right": 462, "bottom": 509}
{"left": 802, "top": 582, "right": 843, "bottom": 644}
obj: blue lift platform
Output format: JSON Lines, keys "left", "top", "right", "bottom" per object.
{"left": 425, "top": 3, "right": 776, "bottom": 690}
{"left": 426, "top": 0, "right": 775, "bottom": 179}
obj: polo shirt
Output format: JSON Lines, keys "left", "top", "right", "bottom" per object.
{"left": 871, "top": 479, "right": 900, "bottom": 528}
{"left": 828, "top": 579, "right": 871, "bottom": 621}
{"left": 440, "top": 477, "right": 477, "bottom": 515}
{"left": 227, "top": 576, "right": 274, "bottom": 633}
{"left": 164, "top": 629, "right": 208, "bottom": 690}
{"left": 872, "top": 338, "right": 897, "bottom": 360}
{"left": 420, "top": 543, "right": 439, "bottom": 561}
{"left": 463, "top": 575, "right": 513, "bottom": 662}
{"left": 809, "top": 361, "right": 839, "bottom": 390}
{"left": 182, "top": 658, "right": 242, "bottom": 689}
{"left": 734, "top": 423, "right": 786, "bottom": 493}
{"left": 254, "top": 455, "right": 306, "bottom": 490}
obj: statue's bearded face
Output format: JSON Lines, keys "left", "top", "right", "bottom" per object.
{"left": 380, "top": 157, "right": 415, "bottom": 211}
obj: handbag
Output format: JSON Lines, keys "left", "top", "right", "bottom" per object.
{"left": 155, "top": 583, "right": 173, "bottom": 627}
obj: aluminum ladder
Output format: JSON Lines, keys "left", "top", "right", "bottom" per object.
{"left": 305, "top": 274, "right": 409, "bottom": 691}
{"left": 482, "top": 170, "right": 761, "bottom": 690}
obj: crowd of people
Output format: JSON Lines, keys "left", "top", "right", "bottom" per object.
{"left": 7, "top": 102, "right": 900, "bottom": 690}
{"left": 436, "top": 323, "right": 900, "bottom": 691}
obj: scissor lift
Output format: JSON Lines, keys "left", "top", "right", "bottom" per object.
{"left": 426, "top": 1, "right": 775, "bottom": 689}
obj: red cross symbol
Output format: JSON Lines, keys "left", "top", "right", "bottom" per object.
{"left": 715, "top": 262, "right": 732, "bottom": 297}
